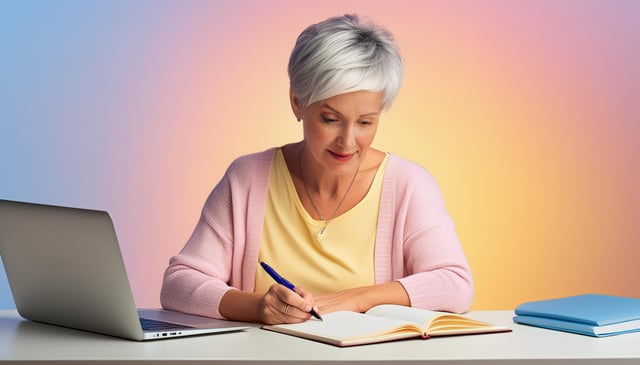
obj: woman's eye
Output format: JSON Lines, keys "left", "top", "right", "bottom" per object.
{"left": 322, "top": 117, "right": 338, "bottom": 123}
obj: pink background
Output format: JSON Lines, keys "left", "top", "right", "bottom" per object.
{"left": 1, "top": 0, "right": 639, "bottom": 309}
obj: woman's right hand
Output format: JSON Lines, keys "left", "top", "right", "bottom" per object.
{"left": 258, "top": 284, "right": 317, "bottom": 324}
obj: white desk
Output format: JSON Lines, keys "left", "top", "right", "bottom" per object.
{"left": 1, "top": 309, "right": 639, "bottom": 364}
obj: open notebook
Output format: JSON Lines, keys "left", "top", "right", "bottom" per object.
{"left": 263, "top": 304, "right": 511, "bottom": 347}
{"left": 0, "top": 199, "right": 249, "bottom": 340}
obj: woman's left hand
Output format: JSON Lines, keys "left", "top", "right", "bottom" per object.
{"left": 314, "top": 288, "right": 365, "bottom": 314}
{"left": 314, "top": 282, "right": 411, "bottom": 314}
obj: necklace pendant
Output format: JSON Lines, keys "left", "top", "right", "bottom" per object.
{"left": 317, "top": 224, "right": 327, "bottom": 238}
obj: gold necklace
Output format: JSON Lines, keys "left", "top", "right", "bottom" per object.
{"left": 298, "top": 147, "right": 360, "bottom": 239}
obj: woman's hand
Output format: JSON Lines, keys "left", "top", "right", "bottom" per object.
{"left": 314, "top": 287, "right": 367, "bottom": 314}
{"left": 220, "top": 282, "right": 409, "bottom": 323}
{"left": 257, "top": 284, "right": 318, "bottom": 324}
{"left": 314, "top": 282, "right": 411, "bottom": 314}
{"left": 219, "top": 285, "right": 318, "bottom": 324}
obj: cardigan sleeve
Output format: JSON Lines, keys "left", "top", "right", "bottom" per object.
{"left": 160, "top": 149, "right": 273, "bottom": 319}
{"left": 160, "top": 165, "right": 238, "bottom": 319}
{"left": 392, "top": 158, "right": 474, "bottom": 313}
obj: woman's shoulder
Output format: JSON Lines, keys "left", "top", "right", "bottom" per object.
{"left": 384, "top": 153, "right": 444, "bottom": 196}
{"left": 383, "top": 154, "right": 447, "bottom": 211}
{"left": 386, "top": 154, "right": 435, "bottom": 182}
{"left": 226, "top": 148, "right": 276, "bottom": 176}
{"left": 202, "top": 148, "right": 276, "bottom": 211}
{"left": 231, "top": 147, "right": 276, "bottom": 164}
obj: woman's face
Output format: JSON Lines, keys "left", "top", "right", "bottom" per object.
{"left": 293, "top": 90, "right": 383, "bottom": 175}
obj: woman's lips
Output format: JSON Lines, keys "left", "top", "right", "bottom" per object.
{"left": 328, "top": 150, "right": 356, "bottom": 162}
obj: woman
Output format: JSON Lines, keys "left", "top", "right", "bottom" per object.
{"left": 161, "top": 14, "right": 473, "bottom": 324}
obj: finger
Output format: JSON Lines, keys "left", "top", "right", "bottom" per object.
{"left": 259, "top": 287, "right": 291, "bottom": 324}
{"left": 292, "top": 285, "right": 319, "bottom": 315}
{"left": 276, "top": 299, "right": 310, "bottom": 321}
{"left": 260, "top": 285, "right": 309, "bottom": 324}
{"left": 272, "top": 285, "right": 314, "bottom": 319}
{"left": 293, "top": 285, "right": 314, "bottom": 304}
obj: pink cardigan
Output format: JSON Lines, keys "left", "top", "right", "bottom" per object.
{"left": 161, "top": 148, "right": 473, "bottom": 319}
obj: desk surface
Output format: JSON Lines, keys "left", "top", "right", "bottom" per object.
{"left": 1, "top": 309, "right": 639, "bottom": 364}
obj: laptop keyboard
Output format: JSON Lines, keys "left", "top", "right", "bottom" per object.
{"left": 139, "top": 317, "right": 195, "bottom": 331}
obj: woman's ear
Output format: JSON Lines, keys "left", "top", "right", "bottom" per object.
{"left": 289, "top": 87, "right": 302, "bottom": 121}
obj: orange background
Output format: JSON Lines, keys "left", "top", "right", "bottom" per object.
{"left": 1, "top": 1, "right": 639, "bottom": 309}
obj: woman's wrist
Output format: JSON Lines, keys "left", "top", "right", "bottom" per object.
{"left": 358, "top": 281, "right": 411, "bottom": 312}
{"left": 219, "top": 289, "right": 263, "bottom": 322}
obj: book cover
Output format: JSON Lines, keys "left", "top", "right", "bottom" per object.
{"left": 513, "top": 294, "right": 640, "bottom": 337}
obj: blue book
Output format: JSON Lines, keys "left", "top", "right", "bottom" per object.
{"left": 513, "top": 294, "right": 640, "bottom": 337}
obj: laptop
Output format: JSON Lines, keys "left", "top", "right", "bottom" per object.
{"left": 0, "top": 199, "right": 250, "bottom": 340}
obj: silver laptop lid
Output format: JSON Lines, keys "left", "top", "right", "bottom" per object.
{"left": 0, "top": 199, "right": 144, "bottom": 340}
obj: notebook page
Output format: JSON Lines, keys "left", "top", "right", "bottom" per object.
{"left": 366, "top": 304, "right": 447, "bottom": 328}
{"left": 268, "top": 310, "right": 421, "bottom": 340}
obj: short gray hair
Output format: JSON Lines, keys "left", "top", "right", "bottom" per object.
{"left": 288, "top": 14, "right": 404, "bottom": 111}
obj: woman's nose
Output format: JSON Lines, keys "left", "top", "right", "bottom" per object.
{"left": 336, "top": 123, "right": 355, "bottom": 148}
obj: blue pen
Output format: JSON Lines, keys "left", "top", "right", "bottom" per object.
{"left": 260, "top": 261, "right": 323, "bottom": 321}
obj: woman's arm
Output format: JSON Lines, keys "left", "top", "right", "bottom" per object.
{"left": 161, "top": 160, "right": 240, "bottom": 319}
{"left": 220, "top": 285, "right": 317, "bottom": 324}
{"left": 391, "top": 157, "right": 474, "bottom": 313}
{"left": 160, "top": 215, "right": 235, "bottom": 319}
{"left": 312, "top": 157, "right": 473, "bottom": 316}
{"left": 161, "top": 151, "right": 275, "bottom": 320}
{"left": 313, "top": 281, "right": 410, "bottom": 314}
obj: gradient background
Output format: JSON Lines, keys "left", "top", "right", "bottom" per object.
{"left": 1, "top": 0, "right": 639, "bottom": 310}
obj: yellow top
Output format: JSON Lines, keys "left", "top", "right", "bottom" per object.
{"left": 255, "top": 148, "right": 389, "bottom": 295}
